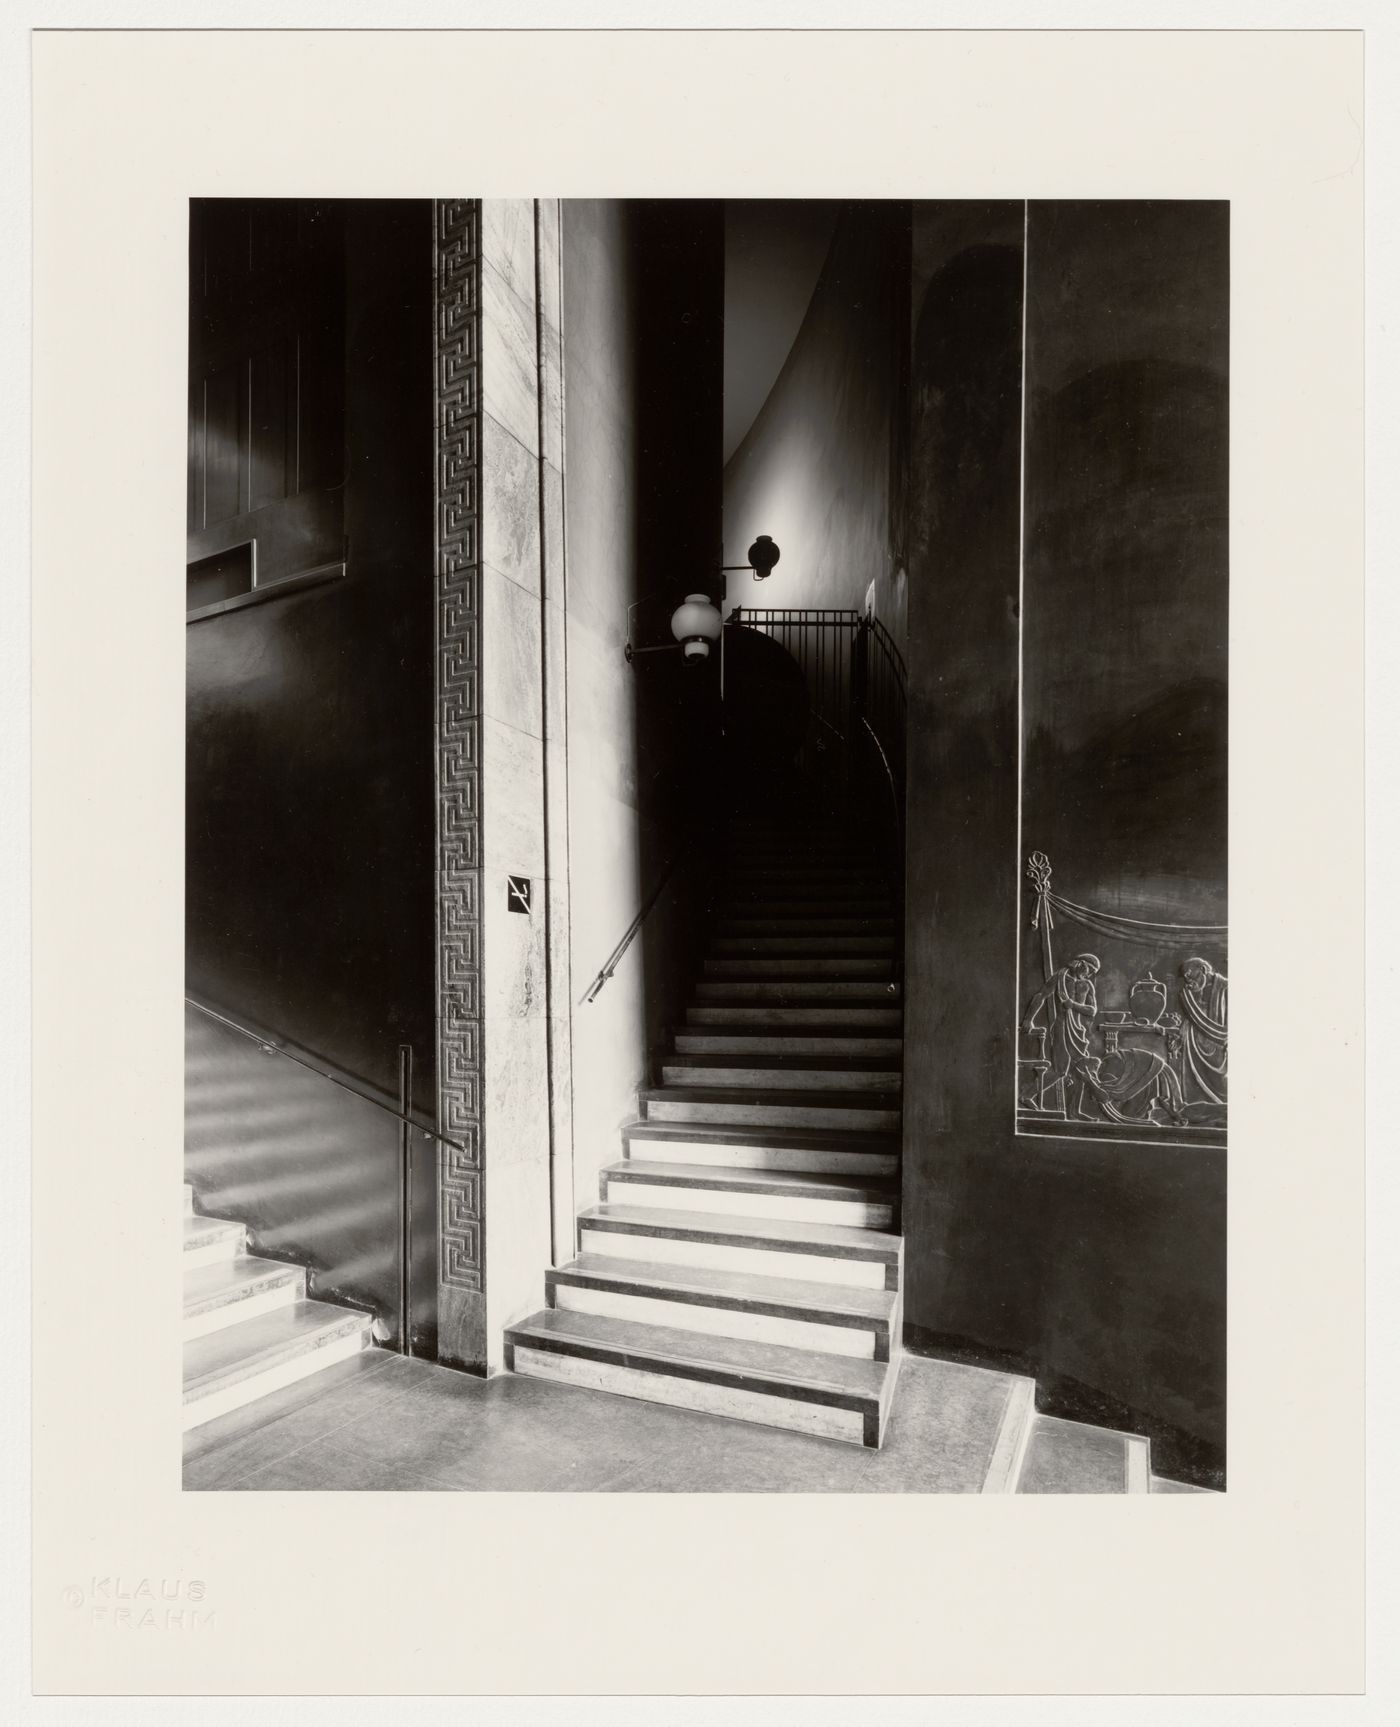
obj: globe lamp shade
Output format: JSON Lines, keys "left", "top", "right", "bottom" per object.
{"left": 670, "top": 593, "right": 722, "bottom": 662}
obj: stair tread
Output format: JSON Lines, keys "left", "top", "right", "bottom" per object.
{"left": 183, "top": 1213, "right": 244, "bottom": 1250}
{"left": 506, "top": 1307, "right": 892, "bottom": 1402}
{"left": 673, "top": 1021, "right": 902, "bottom": 1035}
{"left": 580, "top": 1201, "right": 902, "bottom": 1257}
{"left": 182, "top": 1299, "right": 371, "bottom": 1399}
{"left": 623, "top": 1117, "right": 899, "bottom": 1151}
{"left": 605, "top": 1159, "right": 896, "bottom": 1200}
{"left": 643, "top": 1084, "right": 901, "bottom": 1109}
{"left": 183, "top": 1254, "right": 303, "bottom": 1313}
{"left": 553, "top": 1252, "right": 898, "bottom": 1321}
{"left": 664, "top": 1051, "right": 902, "bottom": 1073}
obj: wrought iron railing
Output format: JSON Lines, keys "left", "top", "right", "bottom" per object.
{"left": 728, "top": 604, "right": 907, "bottom": 848}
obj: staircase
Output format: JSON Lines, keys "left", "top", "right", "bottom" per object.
{"left": 182, "top": 1182, "right": 375, "bottom": 1431}
{"left": 506, "top": 806, "right": 905, "bottom": 1448}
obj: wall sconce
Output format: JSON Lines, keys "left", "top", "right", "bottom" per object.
{"left": 722, "top": 535, "right": 782, "bottom": 583}
{"left": 625, "top": 592, "right": 723, "bottom": 665}
{"left": 623, "top": 534, "right": 780, "bottom": 666}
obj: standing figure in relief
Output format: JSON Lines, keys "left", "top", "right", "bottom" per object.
{"left": 1179, "top": 956, "right": 1228, "bottom": 1105}
{"left": 1021, "top": 953, "right": 1101, "bottom": 1115}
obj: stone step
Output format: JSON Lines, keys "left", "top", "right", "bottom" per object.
{"left": 725, "top": 874, "right": 888, "bottom": 894}
{"left": 622, "top": 1117, "right": 899, "bottom": 1178}
{"left": 710, "top": 935, "right": 896, "bottom": 955}
{"left": 686, "top": 1003, "right": 903, "bottom": 1027}
{"left": 503, "top": 1307, "right": 901, "bottom": 1447}
{"left": 720, "top": 896, "right": 893, "bottom": 916}
{"left": 673, "top": 1027, "right": 903, "bottom": 1057}
{"left": 703, "top": 956, "right": 895, "bottom": 979}
{"left": 717, "top": 917, "right": 896, "bottom": 936}
{"left": 723, "top": 887, "right": 892, "bottom": 907}
{"left": 695, "top": 980, "right": 901, "bottom": 1003}
{"left": 182, "top": 1254, "right": 305, "bottom": 1340}
{"left": 641, "top": 1084, "right": 901, "bottom": 1134}
{"left": 725, "top": 852, "right": 878, "bottom": 872}
{"left": 546, "top": 1252, "right": 899, "bottom": 1360}
{"left": 577, "top": 1201, "right": 902, "bottom": 1290}
{"left": 660, "top": 1052, "right": 902, "bottom": 1094}
{"left": 1014, "top": 1414, "right": 1153, "bottom": 1494}
{"left": 182, "top": 1212, "right": 247, "bottom": 1269}
{"left": 181, "top": 1299, "right": 374, "bottom": 1432}
{"left": 600, "top": 1159, "right": 897, "bottom": 1229}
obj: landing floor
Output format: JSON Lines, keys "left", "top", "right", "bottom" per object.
{"left": 183, "top": 1346, "right": 1203, "bottom": 1492}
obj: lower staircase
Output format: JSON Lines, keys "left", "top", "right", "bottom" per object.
{"left": 506, "top": 806, "right": 906, "bottom": 1448}
{"left": 182, "top": 1182, "right": 375, "bottom": 1431}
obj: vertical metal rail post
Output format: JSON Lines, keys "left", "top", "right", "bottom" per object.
{"left": 397, "top": 1043, "right": 414, "bottom": 1357}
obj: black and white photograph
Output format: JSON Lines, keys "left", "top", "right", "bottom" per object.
{"left": 180, "top": 194, "right": 1228, "bottom": 1495}
{"left": 21, "top": 20, "right": 1372, "bottom": 1704}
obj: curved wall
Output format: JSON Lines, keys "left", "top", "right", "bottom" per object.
{"left": 722, "top": 201, "right": 909, "bottom": 647}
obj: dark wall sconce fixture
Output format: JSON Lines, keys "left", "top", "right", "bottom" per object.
{"left": 723, "top": 535, "right": 781, "bottom": 583}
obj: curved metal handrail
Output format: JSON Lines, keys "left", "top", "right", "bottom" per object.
{"left": 857, "top": 713, "right": 902, "bottom": 845}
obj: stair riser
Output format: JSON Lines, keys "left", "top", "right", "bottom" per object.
{"left": 510, "top": 1343, "right": 872, "bottom": 1445}
{"left": 661, "top": 1063, "right": 901, "bottom": 1093}
{"left": 550, "top": 1282, "right": 879, "bottom": 1359}
{"left": 181, "top": 1326, "right": 370, "bottom": 1432}
{"left": 578, "top": 1224, "right": 888, "bottom": 1289}
{"left": 624, "top": 1136, "right": 898, "bottom": 1177}
{"left": 722, "top": 897, "right": 892, "bottom": 912}
{"left": 182, "top": 1275, "right": 303, "bottom": 1341}
{"left": 645, "top": 1096, "right": 901, "bottom": 1132}
{"left": 704, "top": 959, "right": 894, "bottom": 978}
{"left": 603, "top": 1176, "right": 894, "bottom": 1229}
{"left": 673, "top": 1034, "right": 902, "bottom": 1056}
{"left": 726, "top": 880, "right": 887, "bottom": 897}
{"left": 686, "top": 1006, "right": 903, "bottom": 1026}
{"left": 711, "top": 939, "right": 897, "bottom": 953}
{"left": 696, "top": 982, "right": 901, "bottom": 1002}
{"left": 182, "top": 1233, "right": 246, "bottom": 1270}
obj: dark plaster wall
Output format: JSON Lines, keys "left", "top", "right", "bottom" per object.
{"left": 185, "top": 201, "right": 437, "bottom": 1349}
{"left": 902, "top": 201, "right": 1228, "bottom": 1486}
{"left": 722, "top": 201, "right": 910, "bottom": 647}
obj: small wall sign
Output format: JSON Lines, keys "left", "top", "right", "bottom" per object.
{"left": 506, "top": 875, "right": 532, "bottom": 915}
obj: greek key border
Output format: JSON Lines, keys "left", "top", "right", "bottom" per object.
{"left": 433, "top": 200, "right": 485, "bottom": 1292}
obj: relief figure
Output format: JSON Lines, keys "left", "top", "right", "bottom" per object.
{"left": 1180, "top": 956, "right": 1228, "bottom": 1105}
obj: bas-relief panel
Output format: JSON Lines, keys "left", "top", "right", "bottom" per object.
{"left": 1016, "top": 852, "right": 1227, "bottom": 1148}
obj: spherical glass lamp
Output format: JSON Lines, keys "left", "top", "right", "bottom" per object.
{"left": 670, "top": 593, "right": 722, "bottom": 662}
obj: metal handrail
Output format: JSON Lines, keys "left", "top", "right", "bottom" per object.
{"left": 185, "top": 994, "right": 466, "bottom": 1156}
{"left": 580, "top": 856, "right": 678, "bottom": 1004}
{"left": 858, "top": 713, "right": 902, "bottom": 843}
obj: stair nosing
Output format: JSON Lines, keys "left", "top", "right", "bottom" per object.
{"left": 182, "top": 1254, "right": 304, "bottom": 1314}
{"left": 182, "top": 1299, "right": 371, "bottom": 1401}
{"left": 549, "top": 1252, "right": 897, "bottom": 1327}
{"left": 506, "top": 1308, "right": 890, "bottom": 1409}
{"left": 642, "top": 1084, "right": 902, "bottom": 1109}
{"left": 604, "top": 1158, "right": 896, "bottom": 1201}
{"left": 578, "top": 1201, "right": 902, "bottom": 1260}
{"left": 623, "top": 1117, "right": 899, "bottom": 1151}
